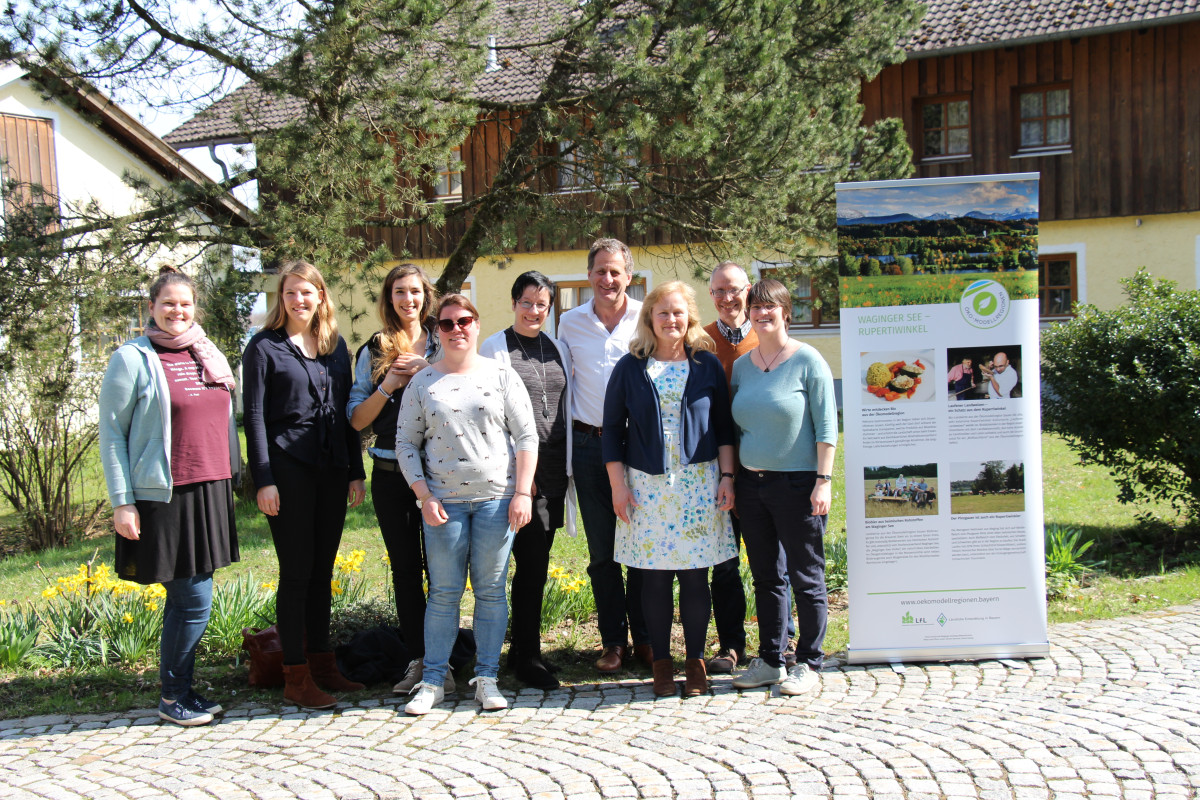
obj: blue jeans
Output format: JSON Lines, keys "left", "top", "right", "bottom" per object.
{"left": 421, "top": 498, "right": 515, "bottom": 686}
{"left": 160, "top": 572, "right": 214, "bottom": 700}
{"left": 572, "top": 429, "right": 648, "bottom": 647}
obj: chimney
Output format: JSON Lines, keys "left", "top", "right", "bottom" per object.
{"left": 486, "top": 35, "right": 500, "bottom": 72}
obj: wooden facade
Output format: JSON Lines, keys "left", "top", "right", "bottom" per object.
{"left": 345, "top": 110, "right": 679, "bottom": 261}
{"left": 861, "top": 20, "right": 1200, "bottom": 222}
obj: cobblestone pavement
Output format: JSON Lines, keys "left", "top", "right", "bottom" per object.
{"left": 3, "top": 605, "right": 1200, "bottom": 800}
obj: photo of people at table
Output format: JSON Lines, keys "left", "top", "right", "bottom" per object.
{"left": 863, "top": 463, "right": 939, "bottom": 519}
{"left": 945, "top": 345, "right": 1022, "bottom": 401}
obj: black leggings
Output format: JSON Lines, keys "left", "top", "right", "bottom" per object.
{"left": 508, "top": 495, "right": 563, "bottom": 656}
{"left": 641, "top": 567, "right": 711, "bottom": 660}
{"left": 265, "top": 450, "right": 348, "bottom": 665}
{"left": 372, "top": 464, "right": 427, "bottom": 658}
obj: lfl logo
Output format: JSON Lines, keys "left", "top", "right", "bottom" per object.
{"left": 902, "top": 612, "right": 927, "bottom": 625}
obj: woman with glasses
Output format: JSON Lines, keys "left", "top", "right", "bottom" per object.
{"left": 396, "top": 294, "right": 537, "bottom": 715}
{"left": 729, "top": 279, "right": 837, "bottom": 698}
{"left": 479, "top": 272, "right": 572, "bottom": 690}
{"left": 347, "top": 264, "right": 448, "bottom": 696}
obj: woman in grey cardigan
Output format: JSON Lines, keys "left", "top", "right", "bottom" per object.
{"left": 98, "top": 266, "right": 239, "bottom": 727}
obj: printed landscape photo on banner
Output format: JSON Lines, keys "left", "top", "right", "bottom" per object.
{"left": 837, "top": 178, "right": 1039, "bottom": 309}
{"left": 949, "top": 460, "right": 1027, "bottom": 515}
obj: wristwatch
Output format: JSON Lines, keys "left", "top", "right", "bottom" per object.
{"left": 816, "top": 474, "right": 832, "bottom": 481}
{"left": 415, "top": 494, "right": 434, "bottom": 509}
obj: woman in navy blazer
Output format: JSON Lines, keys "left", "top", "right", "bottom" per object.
{"left": 602, "top": 281, "right": 737, "bottom": 698}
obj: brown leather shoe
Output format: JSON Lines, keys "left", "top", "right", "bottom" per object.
{"left": 783, "top": 641, "right": 798, "bottom": 668}
{"left": 652, "top": 658, "right": 677, "bottom": 697}
{"left": 307, "top": 651, "right": 365, "bottom": 692}
{"left": 706, "top": 648, "right": 741, "bottom": 674}
{"left": 684, "top": 658, "right": 708, "bottom": 697}
{"left": 595, "top": 644, "right": 627, "bottom": 673}
{"left": 282, "top": 663, "right": 337, "bottom": 709}
{"left": 633, "top": 643, "right": 654, "bottom": 668}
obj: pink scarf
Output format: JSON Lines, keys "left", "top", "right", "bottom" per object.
{"left": 145, "top": 321, "right": 236, "bottom": 389}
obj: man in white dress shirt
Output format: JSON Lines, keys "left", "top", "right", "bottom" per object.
{"left": 557, "top": 238, "right": 649, "bottom": 673}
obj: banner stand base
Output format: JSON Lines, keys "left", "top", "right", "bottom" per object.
{"left": 847, "top": 641, "right": 1050, "bottom": 665}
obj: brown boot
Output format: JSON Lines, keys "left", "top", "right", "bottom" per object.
{"left": 684, "top": 658, "right": 708, "bottom": 697}
{"left": 282, "top": 663, "right": 337, "bottom": 709}
{"left": 307, "top": 651, "right": 365, "bottom": 692}
{"left": 652, "top": 658, "right": 676, "bottom": 697}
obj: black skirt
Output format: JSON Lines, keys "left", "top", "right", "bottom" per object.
{"left": 116, "top": 479, "right": 240, "bottom": 585}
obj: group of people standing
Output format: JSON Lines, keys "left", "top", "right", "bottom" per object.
{"left": 98, "top": 237, "right": 839, "bottom": 725}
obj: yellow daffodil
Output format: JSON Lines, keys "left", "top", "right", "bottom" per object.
{"left": 122, "top": 613, "right": 134, "bottom": 624}
{"left": 331, "top": 579, "right": 344, "bottom": 596}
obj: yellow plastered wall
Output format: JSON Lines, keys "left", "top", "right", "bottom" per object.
{"left": 1039, "top": 211, "right": 1200, "bottom": 310}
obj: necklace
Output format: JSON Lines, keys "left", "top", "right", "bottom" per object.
{"left": 514, "top": 329, "right": 550, "bottom": 418}
{"left": 760, "top": 342, "right": 790, "bottom": 373}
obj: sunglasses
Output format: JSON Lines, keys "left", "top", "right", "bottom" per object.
{"left": 437, "top": 315, "right": 476, "bottom": 333}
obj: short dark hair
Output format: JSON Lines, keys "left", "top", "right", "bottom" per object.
{"left": 587, "top": 238, "right": 633, "bottom": 274}
{"left": 510, "top": 271, "right": 557, "bottom": 305}
{"left": 747, "top": 278, "right": 793, "bottom": 322}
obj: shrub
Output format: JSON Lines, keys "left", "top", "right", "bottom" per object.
{"left": 0, "top": 601, "right": 40, "bottom": 669}
{"left": 1045, "top": 524, "right": 1096, "bottom": 599}
{"left": 1042, "top": 269, "right": 1200, "bottom": 519}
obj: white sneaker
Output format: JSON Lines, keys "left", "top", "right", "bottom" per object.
{"left": 469, "top": 676, "right": 508, "bottom": 711}
{"left": 393, "top": 659, "right": 423, "bottom": 694}
{"left": 731, "top": 657, "right": 786, "bottom": 689}
{"left": 779, "top": 663, "right": 820, "bottom": 696}
{"left": 403, "top": 682, "right": 445, "bottom": 715}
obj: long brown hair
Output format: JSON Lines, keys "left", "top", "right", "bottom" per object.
{"left": 264, "top": 260, "right": 340, "bottom": 356}
{"left": 372, "top": 264, "right": 437, "bottom": 382}
{"left": 628, "top": 281, "right": 714, "bottom": 359}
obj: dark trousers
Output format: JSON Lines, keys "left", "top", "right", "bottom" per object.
{"left": 509, "top": 494, "right": 563, "bottom": 655}
{"left": 572, "top": 429, "right": 648, "bottom": 647}
{"left": 737, "top": 468, "right": 827, "bottom": 670}
{"left": 265, "top": 450, "right": 349, "bottom": 664}
{"left": 709, "top": 514, "right": 747, "bottom": 654}
{"left": 372, "top": 463, "right": 427, "bottom": 658}
{"left": 643, "top": 568, "right": 710, "bottom": 660}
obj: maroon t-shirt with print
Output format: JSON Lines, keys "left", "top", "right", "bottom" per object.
{"left": 155, "top": 346, "right": 232, "bottom": 486}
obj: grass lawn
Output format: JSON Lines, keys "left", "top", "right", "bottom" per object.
{"left": 0, "top": 431, "right": 1196, "bottom": 718}
{"left": 950, "top": 492, "right": 1027, "bottom": 515}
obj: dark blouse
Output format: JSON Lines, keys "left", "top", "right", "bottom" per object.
{"left": 243, "top": 329, "right": 365, "bottom": 488}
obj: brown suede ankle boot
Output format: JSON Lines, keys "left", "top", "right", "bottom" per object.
{"left": 652, "top": 658, "right": 676, "bottom": 697}
{"left": 684, "top": 658, "right": 708, "bottom": 697}
{"left": 307, "top": 651, "right": 365, "bottom": 692}
{"left": 282, "top": 662, "right": 337, "bottom": 709}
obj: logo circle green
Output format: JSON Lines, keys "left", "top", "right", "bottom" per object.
{"left": 973, "top": 293, "right": 997, "bottom": 316}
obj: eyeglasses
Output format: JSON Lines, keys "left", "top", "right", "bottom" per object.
{"left": 749, "top": 303, "right": 779, "bottom": 312}
{"left": 437, "top": 315, "right": 476, "bottom": 332}
{"left": 517, "top": 300, "right": 550, "bottom": 312}
{"left": 710, "top": 287, "right": 748, "bottom": 299}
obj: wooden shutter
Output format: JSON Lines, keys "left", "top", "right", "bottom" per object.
{"left": 0, "top": 113, "right": 60, "bottom": 222}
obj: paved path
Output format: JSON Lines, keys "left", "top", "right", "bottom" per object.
{"left": 3, "top": 605, "right": 1200, "bottom": 800}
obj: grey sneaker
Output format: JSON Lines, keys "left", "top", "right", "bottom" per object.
{"left": 469, "top": 676, "right": 508, "bottom": 711}
{"left": 393, "top": 659, "right": 423, "bottom": 694}
{"left": 779, "top": 663, "right": 820, "bottom": 696}
{"left": 403, "top": 682, "right": 445, "bottom": 715}
{"left": 731, "top": 657, "right": 786, "bottom": 689}
{"left": 159, "top": 698, "right": 214, "bottom": 727}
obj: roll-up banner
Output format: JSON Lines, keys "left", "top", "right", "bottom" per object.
{"left": 835, "top": 173, "right": 1049, "bottom": 664}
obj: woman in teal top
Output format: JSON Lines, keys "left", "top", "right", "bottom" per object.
{"left": 728, "top": 279, "right": 837, "bottom": 698}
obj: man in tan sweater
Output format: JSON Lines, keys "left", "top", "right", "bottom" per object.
{"left": 701, "top": 262, "right": 756, "bottom": 673}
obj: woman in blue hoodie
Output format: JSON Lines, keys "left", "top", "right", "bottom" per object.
{"left": 98, "top": 266, "right": 240, "bottom": 727}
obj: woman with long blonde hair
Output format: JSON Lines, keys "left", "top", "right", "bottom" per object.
{"left": 243, "top": 260, "right": 367, "bottom": 709}
{"left": 347, "top": 263, "right": 446, "bottom": 695}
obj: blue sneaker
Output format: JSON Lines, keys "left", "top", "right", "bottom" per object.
{"left": 159, "top": 698, "right": 214, "bottom": 727}
{"left": 185, "top": 690, "right": 223, "bottom": 715}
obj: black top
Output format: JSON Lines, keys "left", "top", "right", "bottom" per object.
{"left": 243, "top": 328, "right": 365, "bottom": 488}
{"left": 504, "top": 328, "right": 569, "bottom": 498}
